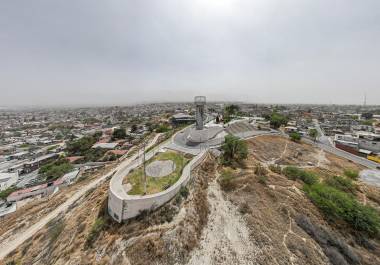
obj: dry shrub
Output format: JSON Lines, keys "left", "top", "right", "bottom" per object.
{"left": 219, "top": 168, "right": 236, "bottom": 191}
{"left": 254, "top": 163, "right": 268, "bottom": 176}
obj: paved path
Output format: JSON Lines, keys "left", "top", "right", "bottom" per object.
{"left": 313, "top": 119, "right": 333, "bottom": 146}
{"left": 0, "top": 134, "right": 161, "bottom": 261}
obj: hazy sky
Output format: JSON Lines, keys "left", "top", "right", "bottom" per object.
{"left": 1, "top": 0, "right": 380, "bottom": 106}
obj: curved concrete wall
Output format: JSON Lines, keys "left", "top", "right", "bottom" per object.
{"left": 108, "top": 149, "right": 208, "bottom": 222}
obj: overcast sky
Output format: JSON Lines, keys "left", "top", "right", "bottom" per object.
{"left": 1, "top": 0, "right": 379, "bottom": 106}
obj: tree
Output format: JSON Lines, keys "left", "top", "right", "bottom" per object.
{"left": 156, "top": 124, "right": 171, "bottom": 133}
{"left": 225, "top": 104, "right": 240, "bottom": 116}
{"left": 66, "top": 135, "right": 97, "bottom": 155}
{"left": 362, "top": 112, "right": 373, "bottom": 120}
{"left": 39, "top": 158, "right": 74, "bottom": 181}
{"left": 112, "top": 128, "right": 126, "bottom": 140}
{"left": 269, "top": 112, "right": 288, "bottom": 129}
{"left": 130, "top": 124, "right": 138, "bottom": 133}
{"left": 290, "top": 132, "right": 301, "bottom": 142}
{"left": 93, "top": 131, "right": 103, "bottom": 140}
{"left": 224, "top": 104, "right": 240, "bottom": 123}
{"left": 221, "top": 135, "right": 248, "bottom": 166}
{"left": 308, "top": 128, "right": 318, "bottom": 142}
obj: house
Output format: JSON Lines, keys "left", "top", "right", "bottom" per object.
{"left": 357, "top": 132, "right": 380, "bottom": 153}
{"left": 23, "top": 153, "right": 59, "bottom": 173}
{"left": 284, "top": 126, "right": 298, "bottom": 133}
{"left": 7, "top": 177, "right": 64, "bottom": 202}
{"left": 0, "top": 172, "right": 18, "bottom": 191}
{"left": 8, "top": 151, "right": 29, "bottom": 160}
{"left": 171, "top": 113, "right": 195, "bottom": 125}
{"left": 334, "top": 132, "right": 380, "bottom": 155}
{"left": 106, "top": 150, "right": 127, "bottom": 156}
{"left": 92, "top": 142, "right": 119, "bottom": 149}
{"left": 66, "top": 156, "right": 85, "bottom": 164}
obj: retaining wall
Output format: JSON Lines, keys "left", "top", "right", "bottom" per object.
{"left": 108, "top": 149, "right": 208, "bottom": 222}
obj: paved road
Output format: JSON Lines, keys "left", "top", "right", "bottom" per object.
{"left": 302, "top": 137, "right": 379, "bottom": 170}
{"left": 313, "top": 119, "right": 333, "bottom": 146}
{"left": 0, "top": 134, "right": 161, "bottom": 261}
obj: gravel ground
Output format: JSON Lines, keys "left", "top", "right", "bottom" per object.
{"left": 146, "top": 160, "right": 176, "bottom": 178}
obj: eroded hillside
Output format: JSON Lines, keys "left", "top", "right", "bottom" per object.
{"left": 3, "top": 136, "right": 380, "bottom": 265}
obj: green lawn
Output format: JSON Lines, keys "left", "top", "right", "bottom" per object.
{"left": 126, "top": 151, "right": 191, "bottom": 195}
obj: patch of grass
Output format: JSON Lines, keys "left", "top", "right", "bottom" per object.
{"left": 47, "top": 219, "right": 65, "bottom": 244}
{"left": 85, "top": 217, "right": 106, "bottom": 248}
{"left": 344, "top": 169, "right": 359, "bottom": 180}
{"left": 304, "top": 183, "right": 380, "bottom": 237}
{"left": 283, "top": 166, "right": 319, "bottom": 185}
{"left": 127, "top": 151, "right": 190, "bottom": 195}
{"left": 324, "top": 175, "right": 356, "bottom": 194}
{"left": 219, "top": 168, "right": 236, "bottom": 191}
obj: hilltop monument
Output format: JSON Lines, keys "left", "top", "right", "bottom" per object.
{"left": 195, "top": 96, "right": 206, "bottom": 130}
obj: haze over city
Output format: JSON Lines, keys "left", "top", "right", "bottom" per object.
{"left": 1, "top": 1, "right": 380, "bottom": 264}
{"left": 1, "top": 0, "right": 380, "bottom": 106}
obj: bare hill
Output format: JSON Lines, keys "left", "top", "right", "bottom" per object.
{"left": 2, "top": 136, "right": 380, "bottom": 265}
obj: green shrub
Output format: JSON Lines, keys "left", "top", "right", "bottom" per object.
{"left": 156, "top": 124, "right": 171, "bottom": 133}
{"left": 221, "top": 135, "right": 248, "bottom": 167}
{"left": 39, "top": 158, "right": 74, "bottom": 181}
{"left": 344, "top": 169, "right": 359, "bottom": 180}
{"left": 283, "top": 166, "right": 318, "bottom": 185}
{"left": 304, "top": 184, "right": 380, "bottom": 237}
{"left": 290, "top": 132, "right": 301, "bottom": 142}
{"left": 179, "top": 186, "right": 189, "bottom": 199}
{"left": 0, "top": 186, "right": 17, "bottom": 200}
{"left": 112, "top": 128, "right": 126, "bottom": 140}
{"left": 325, "top": 175, "right": 356, "bottom": 193}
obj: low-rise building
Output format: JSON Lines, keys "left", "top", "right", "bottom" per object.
{"left": 23, "top": 153, "right": 59, "bottom": 173}
{"left": 0, "top": 172, "right": 18, "bottom": 191}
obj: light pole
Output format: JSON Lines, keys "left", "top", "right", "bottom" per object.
{"left": 142, "top": 140, "right": 147, "bottom": 195}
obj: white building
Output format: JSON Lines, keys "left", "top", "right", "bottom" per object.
{"left": 357, "top": 132, "right": 380, "bottom": 153}
{"left": 334, "top": 132, "right": 380, "bottom": 153}
{"left": 0, "top": 172, "right": 18, "bottom": 191}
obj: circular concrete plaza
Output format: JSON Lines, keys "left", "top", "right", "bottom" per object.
{"left": 146, "top": 160, "right": 176, "bottom": 178}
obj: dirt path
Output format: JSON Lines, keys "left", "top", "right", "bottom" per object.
{"left": 316, "top": 149, "right": 329, "bottom": 168}
{"left": 0, "top": 134, "right": 162, "bottom": 261}
{"left": 185, "top": 178, "right": 260, "bottom": 265}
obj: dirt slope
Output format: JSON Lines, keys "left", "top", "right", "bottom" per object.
{"left": 2, "top": 135, "right": 380, "bottom": 265}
